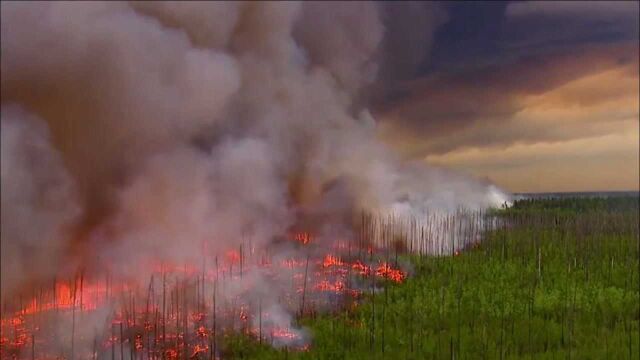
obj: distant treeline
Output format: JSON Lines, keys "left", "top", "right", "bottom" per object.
{"left": 506, "top": 196, "right": 639, "bottom": 214}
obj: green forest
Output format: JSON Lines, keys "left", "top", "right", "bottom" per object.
{"left": 227, "top": 196, "right": 639, "bottom": 359}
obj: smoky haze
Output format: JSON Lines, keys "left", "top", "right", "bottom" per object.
{"left": 1, "top": 1, "right": 508, "bottom": 302}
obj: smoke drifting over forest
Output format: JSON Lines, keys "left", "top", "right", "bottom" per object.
{"left": 1, "top": 3, "right": 508, "bottom": 352}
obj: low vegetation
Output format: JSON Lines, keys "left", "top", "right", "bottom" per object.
{"left": 227, "top": 195, "right": 639, "bottom": 359}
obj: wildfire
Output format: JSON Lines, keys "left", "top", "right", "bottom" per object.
{"left": 322, "top": 254, "right": 344, "bottom": 268}
{"left": 314, "top": 279, "right": 345, "bottom": 293}
{"left": 375, "top": 262, "right": 405, "bottom": 283}
{"left": 196, "top": 326, "right": 208, "bottom": 338}
{"left": 191, "top": 312, "right": 206, "bottom": 322}
{"left": 191, "top": 344, "right": 208, "bottom": 358}
{"left": 294, "top": 232, "right": 311, "bottom": 245}
{"left": 239, "top": 307, "right": 249, "bottom": 322}
{"left": 1, "top": 229, "right": 409, "bottom": 359}
{"left": 351, "top": 260, "right": 371, "bottom": 276}
{"left": 271, "top": 327, "right": 300, "bottom": 340}
{"left": 165, "top": 348, "right": 179, "bottom": 359}
{"left": 281, "top": 258, "right": 306, "bottom": 268}
{"left": 225, "top": 250, "right": 241, "bottom": 264}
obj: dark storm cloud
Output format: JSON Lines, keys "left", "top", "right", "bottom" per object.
{"left": 376, "top": 0, "right": 640, "bottom": 156}
{"left": 377, "top": 1, "right": 448, "bottom": 84}
{"left": 379, "top": 42, "right": 637, "bottom": 139}
{"left": 423, "top": 1, "right": 509, "bottom": 73}
{"left": 503, "top": 1, "right": 639, "bottom": 51}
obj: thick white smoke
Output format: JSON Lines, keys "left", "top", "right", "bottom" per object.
{"left": 0, "top": 1, "right": 510, "bottom": 341}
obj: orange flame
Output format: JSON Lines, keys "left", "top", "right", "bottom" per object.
{"left": 375, "top": 262, "right": 405, "bottom": 283}
{"left": 322, "top": 254, "right": 344, "bottom": 268}
{"left": 294, "top": 232, "right": 311, "bottom": 245}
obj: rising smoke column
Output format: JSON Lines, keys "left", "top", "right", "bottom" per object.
{"left": 0, "top": 105, "right": 82, "bottom": 296}
{"left": 1, "top": 0, "right": 509, "bottom": 301}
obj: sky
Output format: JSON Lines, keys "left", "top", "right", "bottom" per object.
{"left": 375, "top": 0, "right": 639, "bottom": 193}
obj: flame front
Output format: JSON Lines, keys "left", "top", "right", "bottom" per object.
{"left": 0, "top": 232, "right": 406, "bottom": 359}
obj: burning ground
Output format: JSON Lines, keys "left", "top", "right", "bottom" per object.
{"left": 1, "top": 213, "right": 494, "bottom": 359}
{"left": 1, "top": 1, "right": 509, "bottom": 359}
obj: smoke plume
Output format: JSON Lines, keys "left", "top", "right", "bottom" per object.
{"left": 1, "top": 105, "right": 82, "bottom": 296}
{"left": 1, "top": 2, "right": 509, "bottom": 352}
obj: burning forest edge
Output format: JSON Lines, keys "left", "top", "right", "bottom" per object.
{"left": 1, "top": 210, "right": 497, "bottom": 359}
{"left": 2, "top": 1, "right": 636, "bottom": 359}
{"left": 2, "top": 196, "right": 638, "bottom": 359}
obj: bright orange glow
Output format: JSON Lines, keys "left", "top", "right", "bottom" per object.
{"left": 351, "top": 260, "right": 371, "bottom": 276}
{"left": 375, "top": 262, "right": 405, "bottom": 283}
{"left": 322, "top": 254, "right": 344, "bottom": 268}
{"left": 294, "top": 232, "right": 311, "bottom": 245}
{"left": 191, "top": 344, "right": 208, "bottom": 357}
{"left": 165, "top": 348, "right": 179, "bottom": 359}
{"left": 314, "top": 279, "right": 345, "bottom": 293}
{"left": 225, "top": 250, "right": 241, "bottom": 264}
{"left": 1, "top": 230, "right": 411, "bottom": 357}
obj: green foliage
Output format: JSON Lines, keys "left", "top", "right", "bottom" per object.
{"left": 222, "top": 197, "right": 640, "bottom": 359}
{"left": 505, "top": 195, "right": 639, "bottom": 214}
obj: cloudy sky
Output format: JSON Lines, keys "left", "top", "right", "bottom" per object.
{"left": 376, "top": 1, "right": 639, "bottom": 193}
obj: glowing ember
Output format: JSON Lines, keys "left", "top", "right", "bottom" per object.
{"left": 196, "top": 326, "right": 208, "bottom": 338}
{"left": 134, "top": 334, "right": 143, "bottom": 350}
{"left": 351, "top": 260, "right": 371, "bottom": 276}
{"left": 282, "top": 258, "right": 306, "bottom": 268}
{"left": 0, "top": 229, "right": 410, "bottom": 358}
{"left": 271, "top": 327, "right": 300, "bottom": 340}
{"left": 294, "top": 232, "right": 311, "bottom": 245}
{"left": 375, "top": 262, "right": 405, "bottom": 283}
{"left": 165, "top": 348, "right": 179, "bottom": 359}
{"left": 191, "top": 344, "right": 208, "bottom": 358}
{"left": 191, "top": 312, "right": 206, "bottom": 322}
{"left": 225, "top": 250, "right": 241, "bottom": 264}
{"left": 314, "top": 280, "right": 345, "bottom": 293}
{"left": 322, "top": 254, "right": 344, "bottom": 268}
{"left": 240, "top": 307, "right": 249, "bottom": 321}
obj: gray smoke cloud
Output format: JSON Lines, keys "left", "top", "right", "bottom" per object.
{"left": 0, "top": 0, "right": 509, "bottom": 320}
{"left": 1, "top": 105, "right": 82, "bottom": 296}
